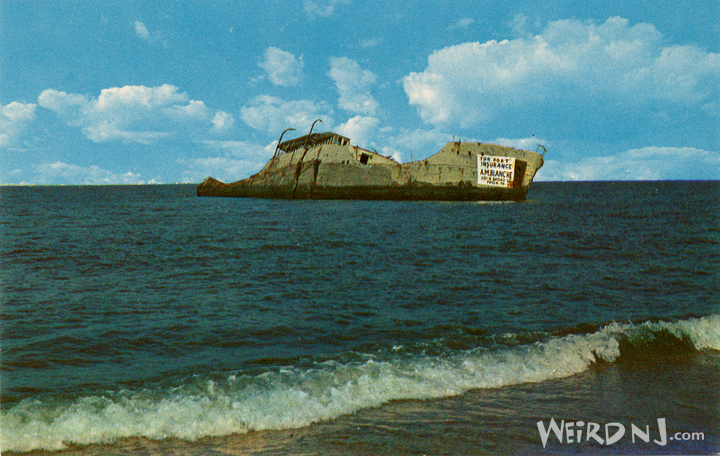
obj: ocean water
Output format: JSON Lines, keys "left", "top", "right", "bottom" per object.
{"left": 1, "top": 181, "right": 719, "bottom": 455}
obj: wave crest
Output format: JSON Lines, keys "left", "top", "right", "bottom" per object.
{"left": 3, "top": 314, "right": 718, "bottom": 452}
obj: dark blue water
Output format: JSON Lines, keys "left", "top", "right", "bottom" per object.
{"left": 1, "top": 182, "right": 719, "bottom": 454}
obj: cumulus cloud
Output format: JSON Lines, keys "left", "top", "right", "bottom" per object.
{"left": 328, "top": 57, "right": 379, "bottom": 115}
{"left": 34, "top": 161, "right": 152, "bottom": 185}
{"left": 259, "top": 47, "right": 304, "bottom": 87}
{"left": 211, "top": 111, "right": 235, "bottom": 132}
{"left": 403, "top": 17, "right": 720, "bottom": 128}
{"left": 0, "top": 101, "right": 37, "bottom": 148}
{"left": 368, "top": 127, "right": 455, "bottom": 163}
{"left": 179, "top": 140, "right": 276, "bottom": 182}
{"left": 387, "top": 128, "right": 452, "bottom": 155}
{"left": 335, "top": 115, "right": 380, "bottom": 148}
{"left": 538, "top": 146, "right": 720, "bottom": 181}
{"left": 240, "top": 95, "right": 334, "bottom": 135}
{"left": 38, "top": 85, "right": 232, "bottom": 144}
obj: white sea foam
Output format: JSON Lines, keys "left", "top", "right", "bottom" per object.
{"left": 3, "top": 314, "right": 719, "bottom": 452}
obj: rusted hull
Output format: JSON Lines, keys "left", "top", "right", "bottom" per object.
{"left": 197, "top": 178, "right": 528, "bottom": 201}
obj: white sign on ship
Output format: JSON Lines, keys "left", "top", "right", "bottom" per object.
{"left": 477, "top": 155, "right": 515, "bottom": 187}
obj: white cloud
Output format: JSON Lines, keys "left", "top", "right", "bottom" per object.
{"left": 494, "top": 137, "right": 549, "bottom": 152}
{"left": 360, "top": 37, "right": 383, "bottom": 48}
{"left": 240, "top": 95, "right": 334, "bottom": 135}
{"left": 0, "top": 101, "right": 37, "bottom": 148}
{"left": 335, "top": 115, "right": 380, "bottom": 147}
{"left": 508, "top": 13, "right": 540, "bottom": 38}
{"left": 328, "top": 57, "right": 379, "bottom": 115}
{"left": 38, "top": 85, "right": 230, "bottom": 144}
{"left": 179, "top": 140, "right": 276, "bottom": 182}
{"left": 201, "top": 140, "right": 274, "bottom": 160}
{"left": 211, "top": 111, "right": 234, "bottom": 132}
{"left": 403, "top": 17, "right": 720, "bottom": 128}
{"left": 378, "top": 132, "right": 548, "bottom": 162}
{"left": 303, "top": 0, "right": 349, "bottom": 18}
{"left": 1, "top": 101, "right": 37, "bottom": 122}
{"left": 259, "top": 47, "right": 304, "bottom": 87}
{"left": 387, "top": 128, "right": 452, "bottom": 155}
{"left": 354, "top": 127, "right": 455, "bottom": 163}
{"left": 388, "top": 150, "right": 403, "bottom": 163}
{"left": 133, "top": 21, "right": 167, "bottom": 47}
{"left": 538, "top": 146, "right": 720, "bottom": 181}
{"left": 134, "top": 21, "right": 150, "bottom": 40}
{"left": 449, "top": 17, "right": 475, "bottom": 30}
{"left": 34, "top": 161, "right": 150, "bottom": 185}
{"left": 180, "top": 157, "right": 266, "bottom": 183}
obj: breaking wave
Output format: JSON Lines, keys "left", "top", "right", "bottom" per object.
{"left": 3, "top": 314, "right": 719, "bottom": 453}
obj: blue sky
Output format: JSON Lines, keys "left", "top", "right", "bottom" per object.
{"left": 1, "top": 0, "right": 719, "bottom": 184}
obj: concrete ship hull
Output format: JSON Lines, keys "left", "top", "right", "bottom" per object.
{"left": 197, "top": 132, "right": 544, "bottom": 201}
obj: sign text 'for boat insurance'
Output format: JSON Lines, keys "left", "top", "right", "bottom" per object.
{"left": 477, "top": 155, "right": 515, "bottom": 187}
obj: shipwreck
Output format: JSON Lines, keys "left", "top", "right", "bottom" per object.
{"left": 197, "top": 121, "right": 545, "bottom": 201}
